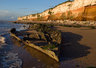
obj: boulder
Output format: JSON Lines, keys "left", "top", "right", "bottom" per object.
{"left": 10, "top": 28, "right": 16, "bottom": 33}
{"left": 49, "top": 30, "right": 61, "bottom": 44}
{"left": 29, "top": 33, "right": 40, "bottom": 39}
{"left": 38, "top": 32, "right": 46, "bottom": 40}
{"left": 29, "top": 24, "right": 62, "bottom": 44}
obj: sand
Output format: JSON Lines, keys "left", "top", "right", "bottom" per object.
{"left": 56, "top": 26, "right": 96, "bottom": 68}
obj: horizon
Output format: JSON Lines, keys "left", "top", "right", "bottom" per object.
{"left": 0, "top": 0, "right": 67, "bottom": 21}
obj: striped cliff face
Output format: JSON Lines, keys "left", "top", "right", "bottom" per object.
{"left": 17, "top": 0, "right": 96, "bottom": 21}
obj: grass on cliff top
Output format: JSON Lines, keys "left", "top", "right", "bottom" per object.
{"left": 42, "top": 1, "right": 73, "bottom": 13}
{"left": 53, "top": 1, "right": 73, "bottom": 9}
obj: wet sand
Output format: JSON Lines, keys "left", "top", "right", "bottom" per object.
{"left": 56, "top": 26, "right": 96, "bottom": 68}
{"left": 11, "top": 36, "right": 59, "bottom": 68}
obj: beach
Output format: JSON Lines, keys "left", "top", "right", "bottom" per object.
{"left": 0, "top": 21, "right": 96, "bottom": 68}
{"left": 0, "top": 0, "right": 96, "bottom": 68}
{"left": 56, "top": 26, "right": 96, "bottom": 68}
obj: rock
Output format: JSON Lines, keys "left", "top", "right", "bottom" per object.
{"left": 10, "top": 28, "right": 16, "bottom": 33}
{"left": 29, "top": 33, "right": 40, "bottom": 39}
{"left": 49, "top": 30, "right": 61, "bottom": 44}
{"left": 38, "top": 32, "right": 46, "bottom": 40}
{"left": 36, "top": 24, "right": 61, "bottom": 44}
{"left": 28, "top": 24, "right": 62, "bottom": 44}
{"left": 0, "top": 36, "right": 5, "bottom": 43}
{"left": 28, "top": 24, "right": 41, "bottom": 30}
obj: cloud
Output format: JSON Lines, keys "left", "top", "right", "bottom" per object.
{"left": 0, "top": 10, "right": 22, "bottom": 21}
{"left": 0, "top": 10, "right": 9, "bottom": 13}
{"left": 0, "top": 10, "right": 9, "bottom": 16}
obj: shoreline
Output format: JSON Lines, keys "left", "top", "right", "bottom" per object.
{"left": 11, "top": 20, "right": 96, "bottom": 27}
{"left": 1, "top": 21, "right": 96, "bottom": 68}
{"left": 0, "top": 34, "right": 22, "bottom": 68}
{"left": 0, "top": 22, "right": 26, "bottom": 68}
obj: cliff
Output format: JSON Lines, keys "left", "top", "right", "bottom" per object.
{"left": 18, "top": 0, "right": 96, "bottom": 21}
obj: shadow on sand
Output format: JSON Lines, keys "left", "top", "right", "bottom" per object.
{"left": 59, "top": 32, "right": 91, "bottom": 61}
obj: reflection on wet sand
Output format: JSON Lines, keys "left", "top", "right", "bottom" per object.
{"left": 12, "top": 38, "right": 59, "bottom": 68}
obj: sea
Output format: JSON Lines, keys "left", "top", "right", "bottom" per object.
{"left": 0, "top": 21, "right": 25, "bottom": 35}
{"left": 0, "top": 21, "right": 26, "bottom": 68}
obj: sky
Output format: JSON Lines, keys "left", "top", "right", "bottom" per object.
{"left": 0, "top": 0, "right": 67, "bottom": 21}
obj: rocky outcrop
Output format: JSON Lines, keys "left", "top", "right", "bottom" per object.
{"left": 10, "top": 25, "right": 60, "bottom": 62}
{"left": 28, "top": 24, "right": 61, "bottom": 44}
{"left": 18, "top": 0, "right": 96, "bottom": 21}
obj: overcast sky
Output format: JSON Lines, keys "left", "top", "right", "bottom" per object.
{"left": 0, "top": 0, "right": 67, "bottom": 21}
